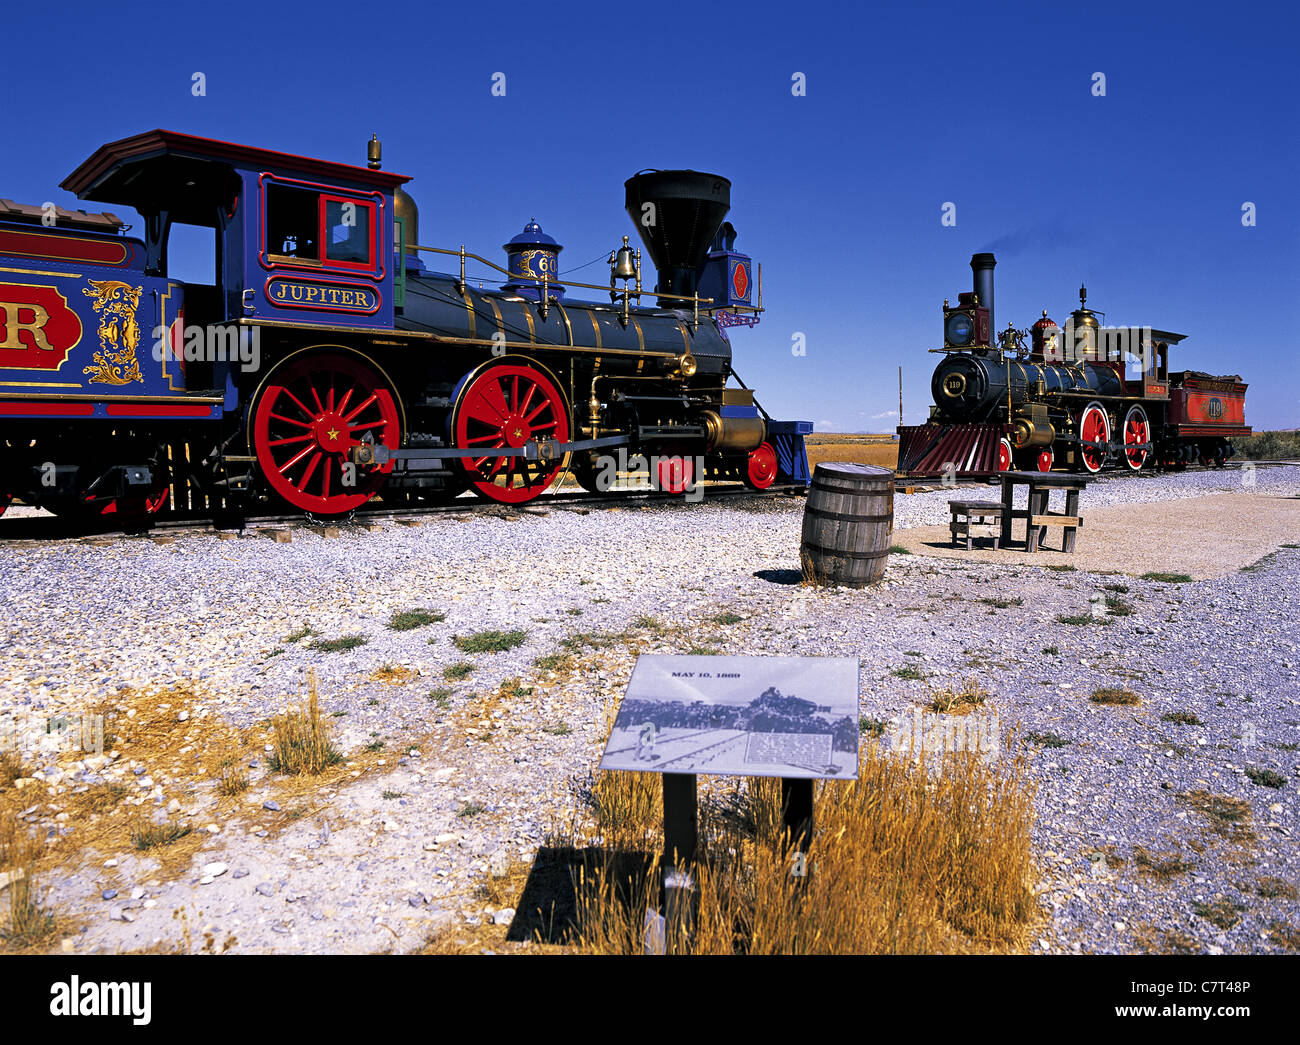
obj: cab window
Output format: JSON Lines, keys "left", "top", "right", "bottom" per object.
{"left": 265, "top": 183, "right": 376, "bottom": 269}
{"left": 266, "top": 183, "right": 319, "bottom": 261}
{"left": 324, "top": 196, "right": 372, "bottom": 265}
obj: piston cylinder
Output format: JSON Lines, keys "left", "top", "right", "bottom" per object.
{"left": 1011, "top": 417, "right": 1056, "bottom": 449}
{"left": 701, "top": 410, "right": 766, "bottom": 453}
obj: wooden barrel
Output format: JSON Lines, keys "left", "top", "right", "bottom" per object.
{"left": 800, "top": 463, "right": 895, "bottom": 588}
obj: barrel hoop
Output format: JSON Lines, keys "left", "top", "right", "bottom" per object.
{"left": 810, "top": 479, "right": 892, "bottom": 496}
{"left": 804, "top": 508, "right": 893, "bottom": 524}
{"left": 800, "top": 540, "right": 890, "bottom": 562}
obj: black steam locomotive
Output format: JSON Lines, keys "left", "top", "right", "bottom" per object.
{"left": 898, "top": 253, "right": 1251, "bottom": 475}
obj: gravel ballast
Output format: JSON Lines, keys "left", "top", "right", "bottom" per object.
{"left": 1, "top": 464, "right": 1297, "bottom": 955}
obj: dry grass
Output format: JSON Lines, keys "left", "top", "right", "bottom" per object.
{"left": 370, "top": 663, "right": 418, "bottom": 685}
{"left": 217, "top": 760, "right": 249, "bottom": 797}
{"left": 267, "top": 674, "right": 342, "bottom": 775}
{"left": 130, "top": 819, "right": 193, "bottom": 851}
{"left": 0, "top": 809, "right": 57, "bottom": 951}
{"left": 1090, "top": 687, "right": 1140, "bottom": 706}
{"left": 568, "top": 743, "right": 1037, "bottom": 954}
{"left": 1131, "top": 846, "right": 1196, "bottom": 879}
{"left": 805, "top": 434, "right": 898, "bottom": 472}
{"left": 0, "top": 750, "right": 23, "bottom": 790}
{"left": 927, "top": 677, "right": 990, "bottom": 714}
{"left": 1176, "top": 789, "right": 1254, "bottom": 841}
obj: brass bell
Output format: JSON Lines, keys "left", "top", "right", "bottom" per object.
{"left": 612, "top": 236, "right": 637, "bottom": 280}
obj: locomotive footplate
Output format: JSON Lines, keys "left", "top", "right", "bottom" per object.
{"left": 353, "top": 434, "right": 631, "bottom": 468}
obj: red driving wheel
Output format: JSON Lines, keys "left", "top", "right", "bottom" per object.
{"left": 655, "top": 455, "right": 695, "bottom": 494}
{"left": 252, "top": 350, "right": 401, "bottom": 515}
{"left": 998, "top": 437, "right": 1013, "bottom": 471}
{"left": 745, "top": 441, "right": 778, "bottom": 489}
{"left": 1036, "top": 446, "right": 1055, "bottom": 472}
{"left": 451, "top": 359, "right": 570, "bottom": 505}
{"left": 1076, "top": 401, "right": 1110, "bottom": 474}
{"left": 1122, "top": 404, "right": 1149, "bottom": 472}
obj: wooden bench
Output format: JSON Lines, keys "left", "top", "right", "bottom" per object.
{"left": 948, "top": 500, "right": 1005, "bottom": 550}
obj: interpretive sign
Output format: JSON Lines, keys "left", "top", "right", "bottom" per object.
{"left": 599, "top": 654, "right": 860, "bottom": 779}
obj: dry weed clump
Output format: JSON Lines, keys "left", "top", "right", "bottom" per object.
{"left": 267, "top": 674, "right": 342, "bottom": 775}
{"left": 928, "top": 677, "right": 990, "bottom": 714}
{"left": 569, "top": 743, "right": 1038, "bottom": 955}
{"left": 0, "top": 810, "right": 56, "bottom": 950}
{"left": 0, "top": 749, "right": 23, "bottom": 790}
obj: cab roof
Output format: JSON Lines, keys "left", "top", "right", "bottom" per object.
{"left": 61, "top": 130, "right": 410, "bottom": 224}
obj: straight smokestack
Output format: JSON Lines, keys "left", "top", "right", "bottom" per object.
{"left": 971, "top": 252, "right": 996, "bottom": 341}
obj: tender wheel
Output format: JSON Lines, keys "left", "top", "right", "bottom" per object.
{"left": 47, "top": 485, "right": 170, "bottom": 519}
{"left": 1075, "top": 401, "right": 1110, "bottom": 474}
{"left": 42, "top": 446, "right": 172, "bottom": 520}
{"left": 998, "top": 437, "right": 1013, "bottom": 472}
{"left": 744, "top": 441, "right": 778, "bottom": 489}
{"left": 451, "top": 358, "right": 570, "bottom": 505}
{"left": 251, "top": 350, "right": 401, "bottom": 516}
{"left": 655, "top": 455, "right": 695, "bottom": 495}
{"left": 1122, "top": 404, "right": 1149, "bottom": 472}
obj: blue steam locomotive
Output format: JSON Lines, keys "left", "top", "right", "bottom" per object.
{"left": 0, "top": 131, "right": 809, "bottom": 518}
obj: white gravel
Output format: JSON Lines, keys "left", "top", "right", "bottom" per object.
{"left": 1, "top": 465, "right": 1297, "bottom": 954}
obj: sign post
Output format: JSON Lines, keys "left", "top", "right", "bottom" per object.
{"left": 661, "top": 772, "right": 697, "bottom": 952}
{"left": 599, "top": 654, "right": 860, "bottom": 953}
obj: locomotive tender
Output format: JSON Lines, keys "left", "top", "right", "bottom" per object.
{"left": 898, "top": 253, "right": 1250, "bottom": 476}
{"left": 0, "top": 130, "right": 810, "bottom": 518}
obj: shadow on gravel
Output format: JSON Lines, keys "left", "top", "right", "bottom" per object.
{"left": 506, "top": 846, "right": 654, "bottom": 945}
{"left": 753, "top": 569, "right": 803, "bottom": 585}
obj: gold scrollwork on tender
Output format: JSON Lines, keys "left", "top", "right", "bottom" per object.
{"left": 81, "top": 279, "right": 144, "bottom": 385}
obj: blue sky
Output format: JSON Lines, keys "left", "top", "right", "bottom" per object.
{"left": 3, "top": 0, "right": 1295, "bottom": 429}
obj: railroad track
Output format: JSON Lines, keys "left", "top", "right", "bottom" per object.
{"left": 0, "top": 481, "right": 811, "bottom": 542}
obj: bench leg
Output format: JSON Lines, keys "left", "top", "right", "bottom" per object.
{"left": 1064, "top": 490, "right": 1080, "bottom": 552}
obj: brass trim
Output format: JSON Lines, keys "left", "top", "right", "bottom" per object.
{"left": 556, "top": 302, "right": 574, "bottom": 346}
{"left": 585, "top": 309, "right": 602, "bottom": 350}
{"left": 237, "top": 317, "right": 436, "bottom": 339}
{"left": 460, "top": 289, "right": 477, "bottom": 340}
{"left": 159, "top": 282, "right": 183, "bottom": 391}
{"left": 520, "top": 302, "right": 535, "bottom": 343}
{"left": 486, "top": 296, "right": 505, "bottom": 344}
{"left": 0, "top": 381, "right": 82, "bottom": 387}
{"left": 631, "top": 316, "right": 645, "bottom": 354}
{"left": 0, "top": 266, "right": 83, "bottom": 279}
{"left": 0, "top": 391, "right": 223, "bottom": 402}
{"left": 430, "top": 334, "right": 674, "bottom": 360}
{"left": 674, "top": 318, "right": 691, "bottom": 354}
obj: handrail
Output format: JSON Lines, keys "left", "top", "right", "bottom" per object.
{"left": 406, "top": 241, "right": 764, "bottom": 317}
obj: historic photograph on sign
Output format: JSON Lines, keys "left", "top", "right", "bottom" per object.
{"left": 599, "top": 655, "right": 860, "bottom": 779}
